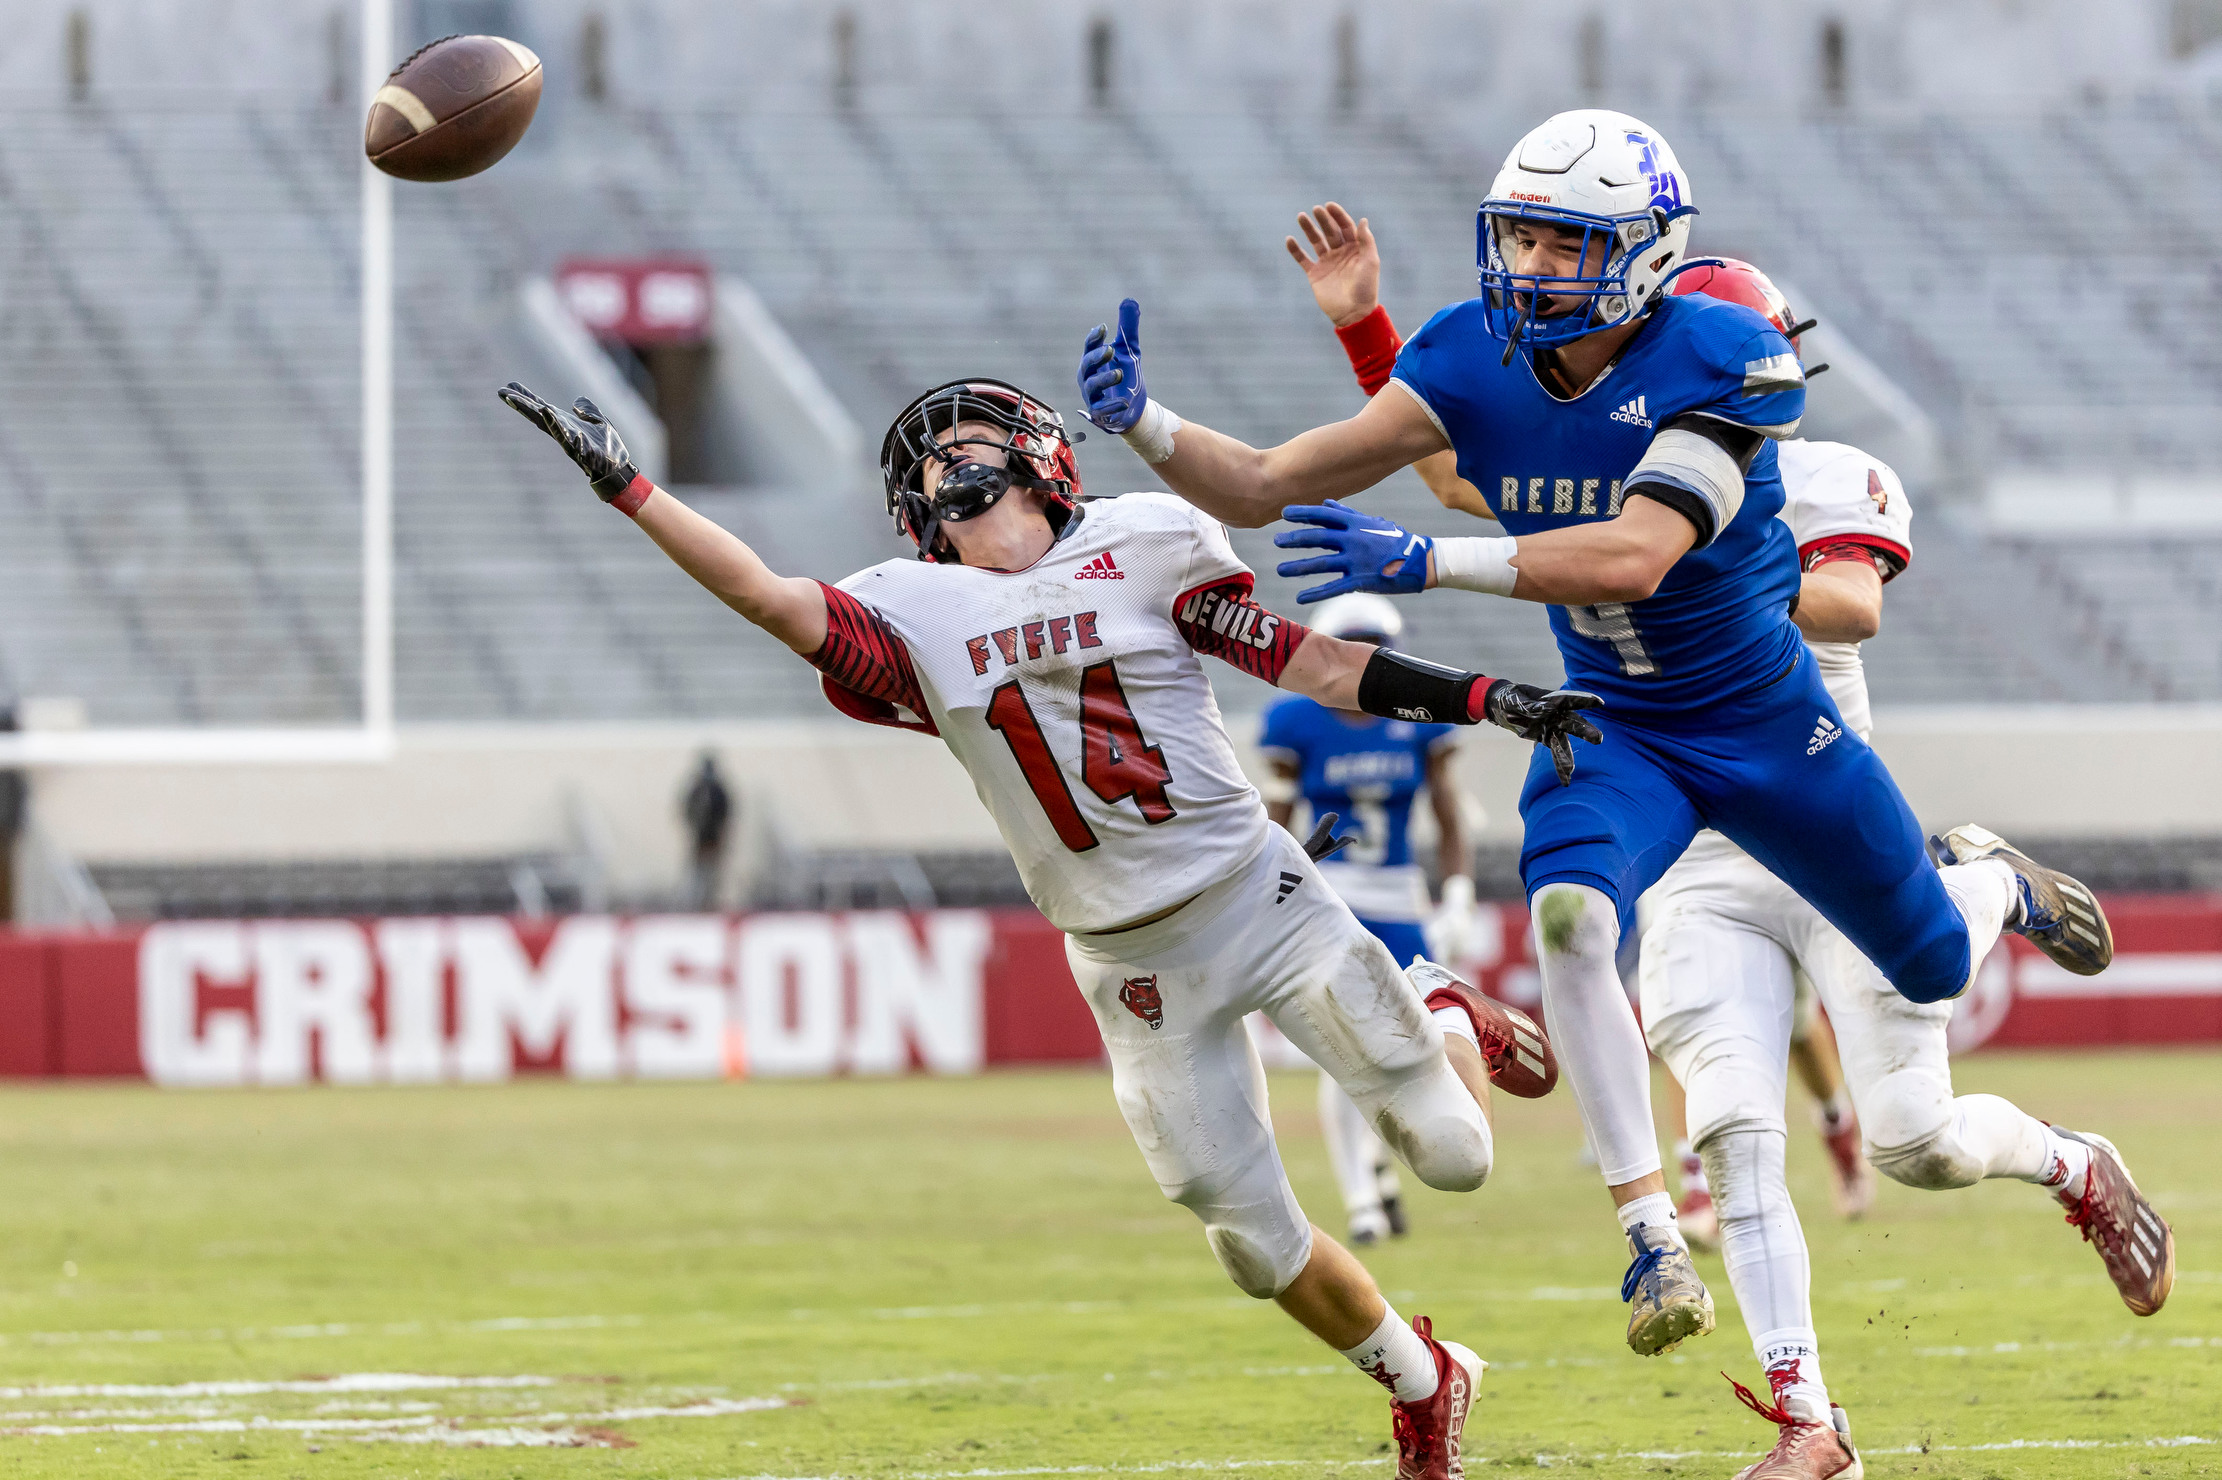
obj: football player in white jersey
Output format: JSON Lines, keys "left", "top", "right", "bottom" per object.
{"left": 500, "top": 375, "right": 1581, "bottom": 1477}
{"left": 1638, "top": 260, "right": 2171, "bottom": 1480}
{"left": 1282, "top": 233, "right": 2174, "bottom": 1478}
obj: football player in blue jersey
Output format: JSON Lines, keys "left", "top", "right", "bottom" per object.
{"left": 1257, "top": 593, "right": 1486, "bottom": 1248}
{"left": 1076, "top": 108, "right": 2116, "bottom": 1359}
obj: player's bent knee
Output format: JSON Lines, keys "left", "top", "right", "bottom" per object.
{"left": 1394, "top": 1115, "right": 1492, "bottom": 1192}
{"left": 1532, "top": 882, "right": 1615, "bottom": 962}
{"left": 1856, "top": 1068, "right": 1967, "bottom": 1188}
{"left": 1373, "top": 1073, "right": 1492, "bottom": 1191}
{"left": 1201, "top": 1218, "right": 1310, "bottom": 1299}
{"left": 1870, "top": 1131, "right": 1985, "bottom": 1190}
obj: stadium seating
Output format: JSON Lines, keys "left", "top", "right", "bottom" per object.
{"left": 1, "top": 88, "right": 2218, "bottom": 736}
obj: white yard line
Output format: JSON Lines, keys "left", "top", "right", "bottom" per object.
{"left": 0, "top": 1394, "right": 794, "bottom": 1441}
{"left": 0, "top": 1373, "right": 557, "bottom": 1399}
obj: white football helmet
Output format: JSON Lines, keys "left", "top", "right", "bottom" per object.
{"left": 1310, "top": 593, "right": 1403, "bottom": 646}
{"left": 1476, "top": 109, "right": 1697, "bottom": 357}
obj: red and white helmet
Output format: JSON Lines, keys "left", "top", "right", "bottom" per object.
{"left": 1668, "top": 256, "right": 1815, "bottom": 348}
{"left": 880, "top": 379, "right": 1081, "bottom": 563}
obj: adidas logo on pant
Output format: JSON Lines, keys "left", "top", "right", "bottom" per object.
{"left": 1075, "top": 553, "right": 1125, "bottom": 580}
{"left": 1609, "top": 394, "right": 1652, "bottom": 429}
{"left": 1806, "top": 715, "right": 1841, "bottom": 755}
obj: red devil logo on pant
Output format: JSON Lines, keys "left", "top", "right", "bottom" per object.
{"left": 1119, "top": 974, "right": 1165, "bottom": 1030}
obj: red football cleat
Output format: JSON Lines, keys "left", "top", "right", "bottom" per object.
{"left": 1391, "top": 1316, "right": 1484, "bottom": 1480}
{"left": 1408, "top": 961, "right": 1558, "bottom": 1098}
{"left": 1725, "top": 1370, "right": 1863, "bottom": 1480}
{"left": 2054, "top": 1127, "right": 2175, "bottom": 1316}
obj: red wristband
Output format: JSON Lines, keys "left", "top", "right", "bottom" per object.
{"left": 1464, "top": 676, "right": 1496, "bottom": 724}
{"left": 608, "top": 473, "right": 654, "bottom": 517}
{"left": 1335, "top": 305, "right": 1404, "bottom": 397}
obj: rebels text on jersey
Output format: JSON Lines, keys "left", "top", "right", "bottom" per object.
{"left": 1392, "top": 291, "right": 1807, "bottom": 719}
{"left": 810, "top": 493, "right": 1306, "bottom": 934}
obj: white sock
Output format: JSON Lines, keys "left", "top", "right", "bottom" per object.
{"left": 1939, "top": 859, "right": 2018, "bottom": 992}
{"left": 1617, "top": 1190, "right": 1686, "bottom": 1251}
{"left": 1532, "top": 884, "right": 1661, "bottom": 1186}
{"left": 2027, "top": 1125, "right": 2094, "bottom": 1202}
{"left": 1432, "top": 1004, "right": 1478, "bottom": 1048}
{"left": 1338, "top": 1305, "right": 1439, "bottom": 1403}
{"left": 1755, "top": 1328, "right": 1830, "bottom": 1422}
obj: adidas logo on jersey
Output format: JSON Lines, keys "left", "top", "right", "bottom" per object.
{"left": 1806, "top": 715, "right": 1842, "bottom": 755}
{"left": 1075, "top": 553, "right": 1125, "bottom": 580}
{"left": 1608, "top": 394, "right": 1652, "bottom": 429}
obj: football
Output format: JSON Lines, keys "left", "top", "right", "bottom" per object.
{"left": 365, "top": 34, "right": 542, "bottom": 182}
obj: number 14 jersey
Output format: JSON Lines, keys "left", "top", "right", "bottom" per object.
{"left": 814, "top": 492, "right": 1293, "bottom": 934}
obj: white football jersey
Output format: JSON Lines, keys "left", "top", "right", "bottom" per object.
{"left": 1671, "top": 439, "right": 1913, "bottom": 875}
{"left": 823, "top": 493, "right": 1280, "bottom": 934}
{"left": 1775, "top": 438, "right": 1912, "bottom": 740}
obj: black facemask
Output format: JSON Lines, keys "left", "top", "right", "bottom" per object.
{"left": 930, "top": 458, "right": 1015, "bottom": 524}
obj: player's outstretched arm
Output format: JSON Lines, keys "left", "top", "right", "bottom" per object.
{"left": 500, "top": 384, "right": 827, "bottom": 653}
{"left": 1286, "top": 204, "right": 1494, "bottom": 522}
{"left": 1273, "top": 495, "right": 1696, "bottom": 606}
{"left": 1178, "top": 581, "right": 1601, "bottom": 781}
{"left": 1077, "top": 300, "right": 1445, "bottom": 529}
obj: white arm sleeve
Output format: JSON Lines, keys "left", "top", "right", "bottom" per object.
{"left": 1627, "top": 426, "right": 1745, "bottom": 546}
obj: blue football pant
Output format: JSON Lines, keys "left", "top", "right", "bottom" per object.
{"left": 1517, "top": 647, "right": 1978, "bottom": 1005}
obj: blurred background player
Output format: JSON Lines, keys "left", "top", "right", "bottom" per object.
{"left": 1283, "top": 204, "right": 1874, "bottom": 1249}
{"left": 1256, "top": 592, "right": 1485, "bottom": 1247}
{"left": 501, "top": 374, "right": 1578, "bottom": 1476}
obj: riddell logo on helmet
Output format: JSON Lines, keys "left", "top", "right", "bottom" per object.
{"left": 1075, "top": 553, "right": 1125, "bottom": 580}
{"left": 1119, "top": 975, "right": 1164, "bottom": 1029}
{"left": 1507, "top": 191, "right": 1553, "bottom": 203}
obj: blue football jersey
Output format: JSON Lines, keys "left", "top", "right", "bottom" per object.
{"left": 1391, "top": 292, "right": 1807, "bottom": 720}
{"left": 1257, "top": 696, "right": 1454, "bottom": 871}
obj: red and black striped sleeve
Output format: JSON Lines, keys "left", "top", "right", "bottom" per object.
{"left": 809, "top": 582, "right": 936, "bottom": 734}
{"left": 1173, "top": 574, "right": 1312, "bottom": 684}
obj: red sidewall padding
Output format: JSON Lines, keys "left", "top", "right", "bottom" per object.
{"left": 0, "top": 895, "right": 2215, "bottom": 1083}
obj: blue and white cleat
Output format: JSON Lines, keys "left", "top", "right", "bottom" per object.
{"left": 1621, "top": 1221, "right": 1714, "bottom": 1356}
{"left": 1928, "top": 824, "right": 2113, "bottom": 977}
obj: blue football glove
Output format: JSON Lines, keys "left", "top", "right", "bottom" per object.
{"left": 1273, "top": 500, "right": 1435, "bottom": 603}
{"left": 1078, "top": 298, "right": 1148, "bottom": 433}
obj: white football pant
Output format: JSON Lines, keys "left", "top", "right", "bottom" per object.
{"left": 1640, "top": 847, "right": 2056, "bottom": 1359}
{"left": 1066, "top": 827, "right": 1491, "bottom": 1298}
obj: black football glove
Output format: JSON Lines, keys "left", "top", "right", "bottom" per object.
{"left": 499, "top": 382, "right": 642, "bottom": 503}
{"left": 1302, "top": 811, "right": 1353, "bottom": 864}
{"left": 1481, "top": 681, "right": 1605, "bottom": 786}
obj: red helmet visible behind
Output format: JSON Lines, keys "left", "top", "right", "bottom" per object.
{"left": 1670, "top": 257, "right": 1811, "bottom": 353}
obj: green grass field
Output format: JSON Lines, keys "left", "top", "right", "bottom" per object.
{"left": 0, "top": 1051, "right": 2213, "bottom": 1479}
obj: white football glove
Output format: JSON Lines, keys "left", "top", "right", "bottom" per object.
{"left": 1425, "top": 873, "right": 1482, "bottom": 964}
